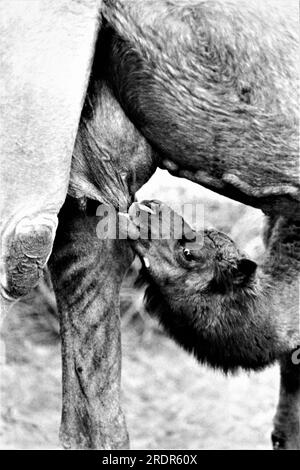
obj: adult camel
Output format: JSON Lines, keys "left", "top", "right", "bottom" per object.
{"left": 0, "top": 0, "right": 299, "bottom": 449}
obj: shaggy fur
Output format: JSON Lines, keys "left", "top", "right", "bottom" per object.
{"left": 102, "top": 0, "right": 299, "bottom": 215}
{"left": 130, "top": 202, "right": 300, "bottom": 373}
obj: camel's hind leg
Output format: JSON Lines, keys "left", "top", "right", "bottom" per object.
{"left": 272, "top": 354, "right": 300, "bottom": 450}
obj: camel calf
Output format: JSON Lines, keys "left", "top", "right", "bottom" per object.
{"left": 122, "top": 200, "right": 300, "bottom": 449}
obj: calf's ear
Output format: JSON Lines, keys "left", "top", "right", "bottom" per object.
{"left": 233, "top": 258, "right": 257, "bottom": 285}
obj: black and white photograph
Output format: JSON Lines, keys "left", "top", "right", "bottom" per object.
{"left": 0, "top": 0, "right": 299, "bottom": 452}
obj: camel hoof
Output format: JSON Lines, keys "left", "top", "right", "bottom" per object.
{"left": 271, "top": 432, "right": 286, "bottom": 450}
{"left": 271, "top": 430, "right": 300, "bottom": 450}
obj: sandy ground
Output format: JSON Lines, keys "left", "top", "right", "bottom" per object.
{"left": 0, "top": 321, "right": 279, "bottom": 450}
{"left": 123, "top": 330, "right": 279, "bottom": 450}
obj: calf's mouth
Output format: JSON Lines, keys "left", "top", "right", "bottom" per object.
{"left": 118, "top": 200, "right": 162, "bottom": 265}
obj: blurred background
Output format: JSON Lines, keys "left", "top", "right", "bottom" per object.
{"left": 0, "top": 170, "right": 279, "bottom": 450}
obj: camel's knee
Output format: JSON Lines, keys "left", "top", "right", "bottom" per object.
{"left": 1, "top": 215, "right": 57, "bottom": 299}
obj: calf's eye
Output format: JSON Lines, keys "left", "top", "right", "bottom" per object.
{"left": 183, "top": 248, "right": 193, "bottom": 261}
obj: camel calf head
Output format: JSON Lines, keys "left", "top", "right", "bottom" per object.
{"left": 122, "top": 200, "right": 297, "bottom": 373}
